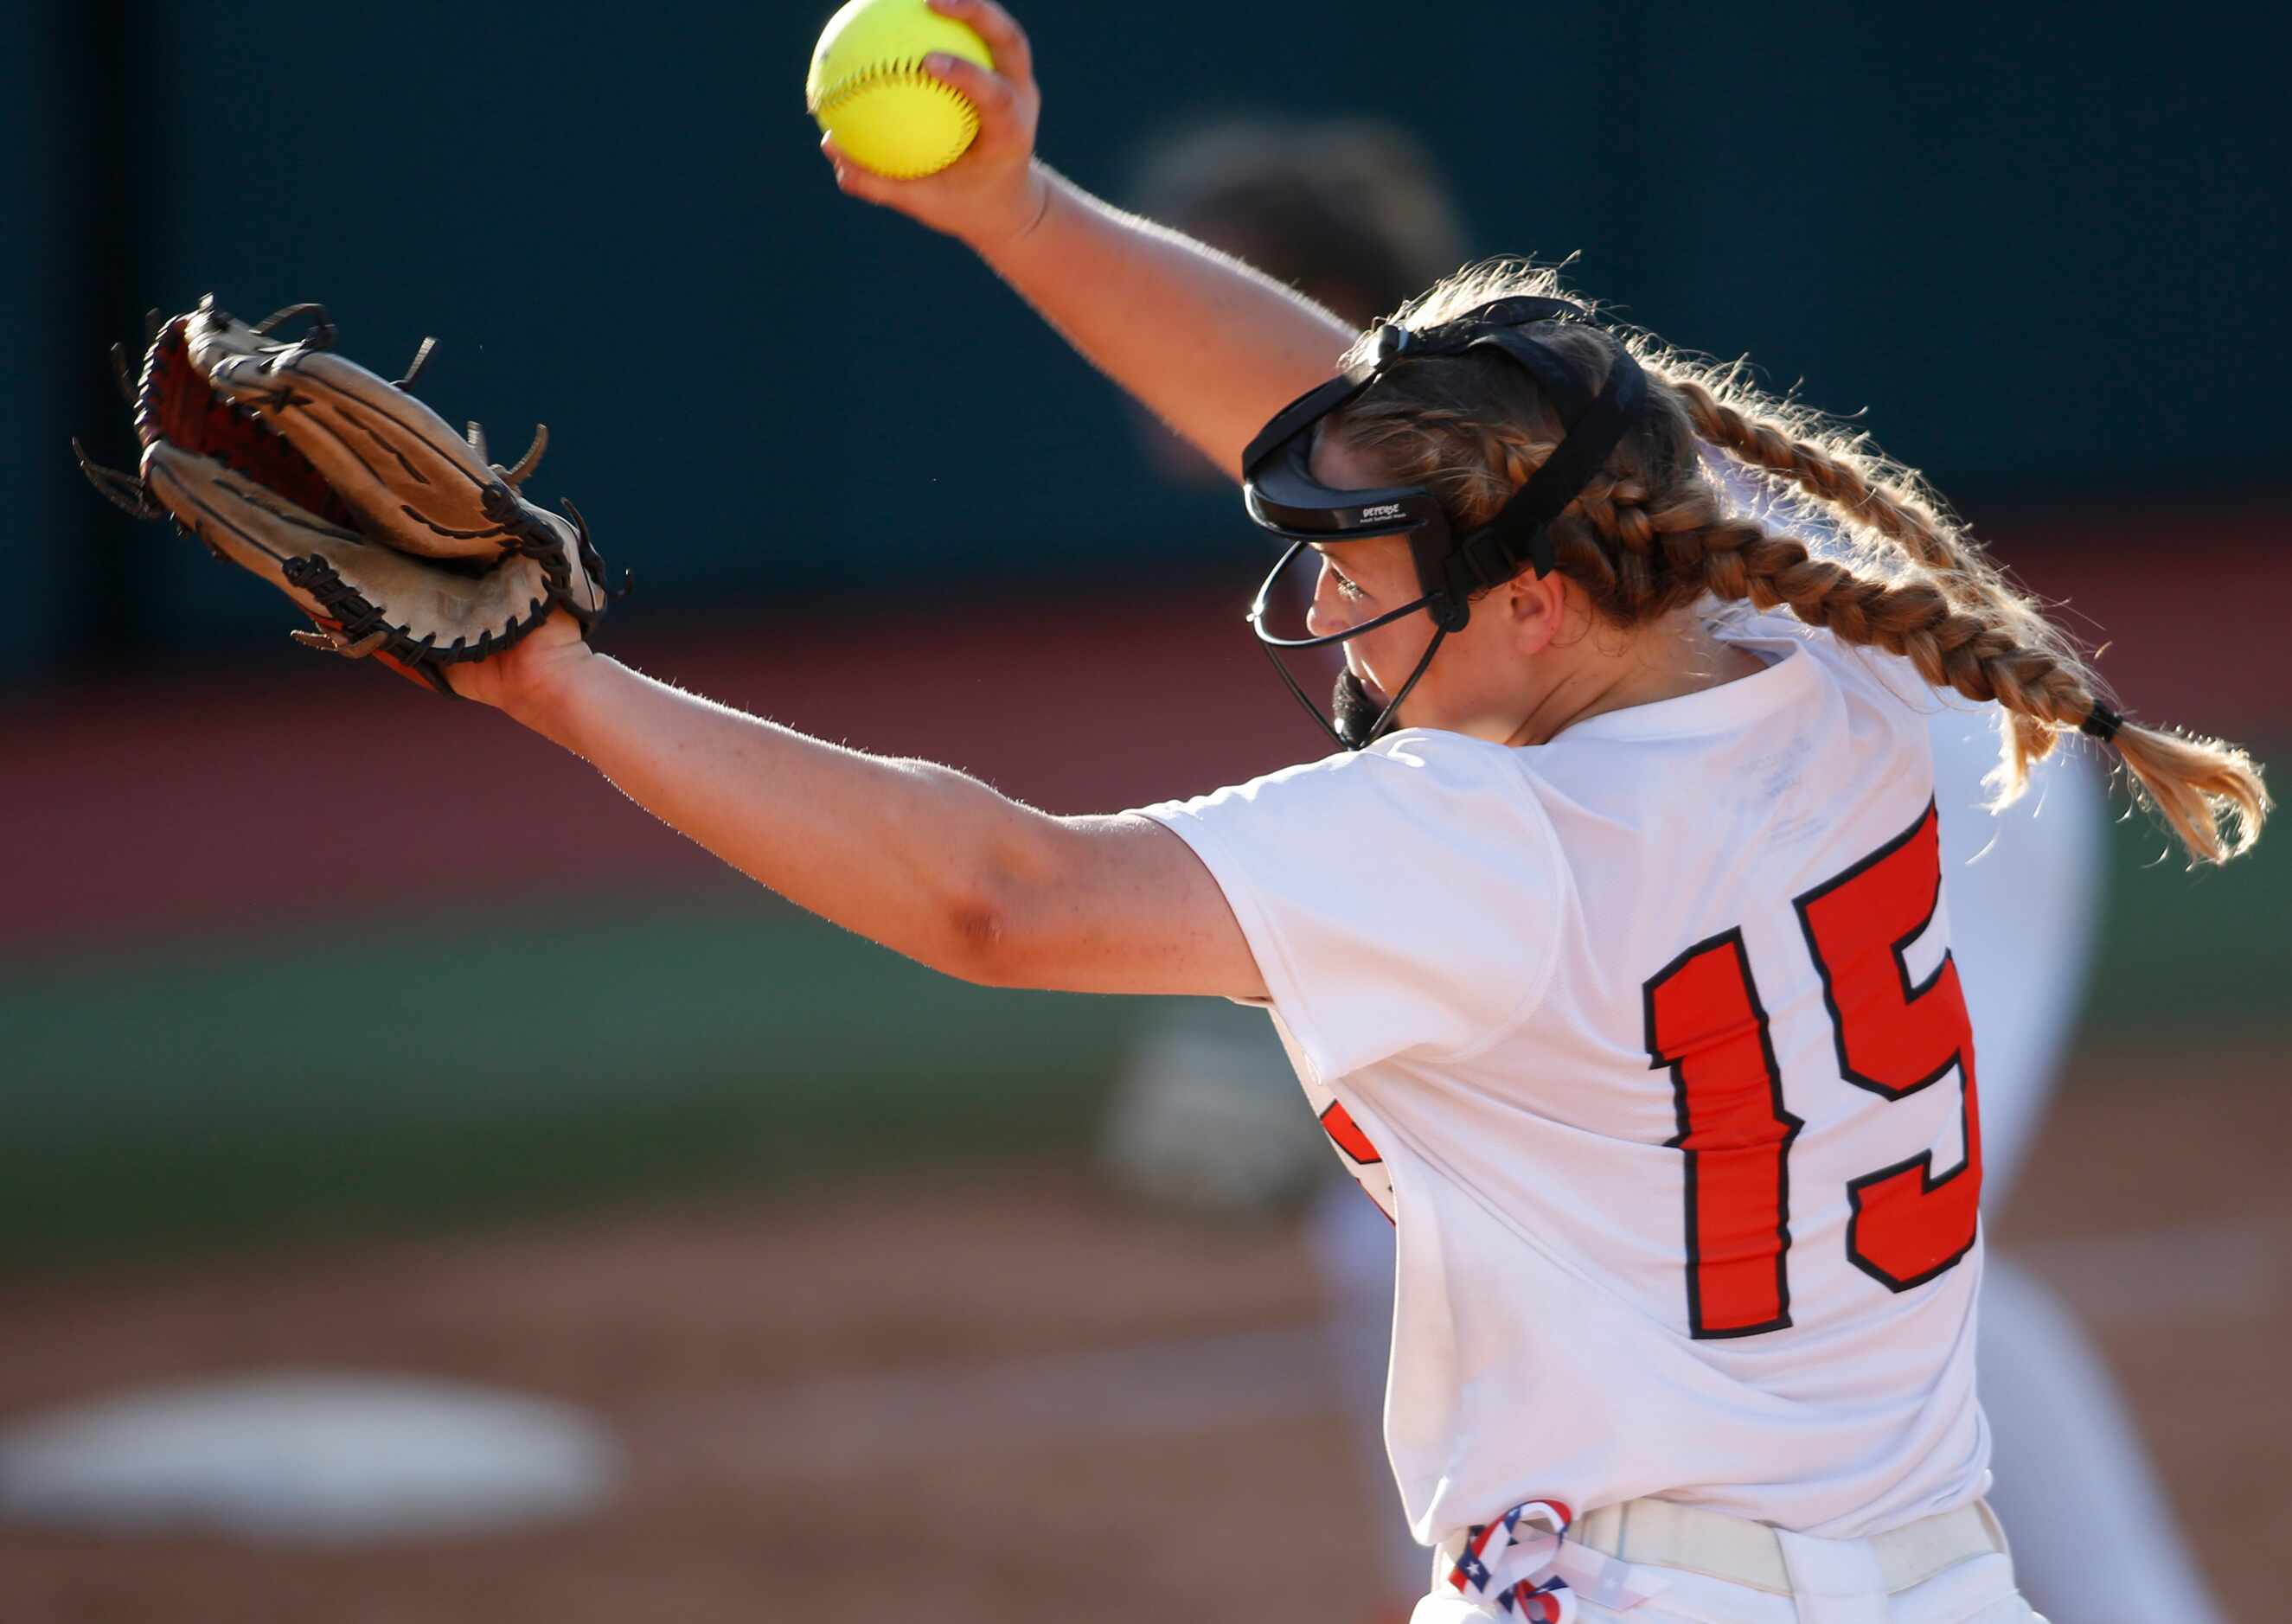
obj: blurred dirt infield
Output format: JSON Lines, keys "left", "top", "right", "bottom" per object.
{"left": 0, "top": 1046, "right": 2282, "bottom": 1624}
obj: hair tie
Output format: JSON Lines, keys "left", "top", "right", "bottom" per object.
{"left": 2080, "top": 704, "right": 2123, "bottom": 743}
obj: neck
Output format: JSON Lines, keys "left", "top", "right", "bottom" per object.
{"left": 1501, "top": 618, "right": 1763, "bottom": 746}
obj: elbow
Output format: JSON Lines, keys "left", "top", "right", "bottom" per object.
{"left": 931, "top": 876, "right": 1041, "bottom": 989}
{"left": 938, "top": 895, "right": 1018, "bottom": 987}
{"left": 918, "top": 802, "right": 1078, "bottom": 989}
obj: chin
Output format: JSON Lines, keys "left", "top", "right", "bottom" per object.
{"left": 1332, "top": 668, "right": 1396, "bottom": 745}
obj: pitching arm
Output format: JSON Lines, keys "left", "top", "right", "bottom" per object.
{"left": 489, "top": 636, "right": 1267, "bottom": 1000}
{"left": 984, "top": 170, "right": 1361, "bottom": 477}
{"left": 823, "top": 0, "right": 1359, "bottom": 479}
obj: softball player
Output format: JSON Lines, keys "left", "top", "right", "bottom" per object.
{"left": 451, "top": 4, "right": 2269, "bottom": 1617}
{"left": 1120, "top": 118, "right": 2233, "bottom": 1624}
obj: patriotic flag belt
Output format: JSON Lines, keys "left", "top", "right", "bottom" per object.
{"left": 1441, "top": 1499, "right": 1670, "bottom": 1622}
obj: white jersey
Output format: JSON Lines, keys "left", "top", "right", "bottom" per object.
{"left": 1137, "top": 614, "right": 1989, "bottom": 1548}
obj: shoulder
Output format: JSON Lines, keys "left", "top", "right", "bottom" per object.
{"left": 1132, "top": 736, "right": 1570, "bottom": 1080}
{"left": 1138, "top": 732, "right": 1568, "bottom": 987}
{"left": 1133, "top": 733, "right": 1568, "bottom": 946}
{"left": 1715, "top": 608, "right": 1939, "bottom": 729}
{"left": 1149, "top": 731, "right": 1553, "bottom": 842}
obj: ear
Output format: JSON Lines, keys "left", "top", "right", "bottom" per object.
{"left": 1501, "top": 568, "right": 1572, "bottom": 655}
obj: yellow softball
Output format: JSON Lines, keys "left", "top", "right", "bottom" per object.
{"left": 807, "top": 0, "right": 996, "bottom": 180}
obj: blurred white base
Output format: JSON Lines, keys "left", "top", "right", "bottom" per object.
{"left": 1098, "top": 1003, "right": 1322, "bottom": 1218}
{"left": 0, "top": 1371, "right": 619, "bottom": 1541}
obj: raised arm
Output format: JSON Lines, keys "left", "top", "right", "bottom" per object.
{"left": 822, "top": 0, "right": 1357, "bottom": 477}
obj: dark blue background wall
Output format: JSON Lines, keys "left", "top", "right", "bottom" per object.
{"left": 14, "top": 0, "right": 2286, "bottom": 681}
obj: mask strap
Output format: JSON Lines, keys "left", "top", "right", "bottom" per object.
{"left": 1466, "top": 335, "right": 1650, "bottom": 579}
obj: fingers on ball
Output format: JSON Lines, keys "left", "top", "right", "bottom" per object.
{"left": 927, "top": 0, "right": 1034, "bottom": 87}
{"left": 819, "top": 137, "right": 878, "bottom": 196}
{"left": 925, "top": 53, "right": 1012, "bottom": 115}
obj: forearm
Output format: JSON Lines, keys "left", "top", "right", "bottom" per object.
{"left": 510, "top": 652, "right": 1051, "bottom": 977}
{"left": 981, "top": 163, "right": 1359, "bottom": 477}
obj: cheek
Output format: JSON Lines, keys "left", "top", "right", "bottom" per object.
{"left": 1312, "top": 560, "right": 1386, "bottom": 630}
{"left": 1418, "top": 608, "right": 1515, "bottom": 696}
{"left": 1352, "top": 601, "right": 1442, "bottom": 685}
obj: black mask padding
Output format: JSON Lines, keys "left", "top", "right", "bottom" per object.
{"left": 1245, "top": 425, "right": 1441, "bottom": 543}
{"left": 1242, "top": 374, "right": 1359, "bottom": 476}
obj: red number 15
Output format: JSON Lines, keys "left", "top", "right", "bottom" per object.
{"left": 1642, "top": 802, "right": 1981, "bottom": 1339}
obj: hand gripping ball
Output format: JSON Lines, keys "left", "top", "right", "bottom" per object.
{"left": 807, "top": 0, "right": 996, "bottom": 180}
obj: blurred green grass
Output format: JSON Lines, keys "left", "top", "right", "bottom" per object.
{"left": 0, "top": 903, "right": 1148, "bottom": 1272}
{"left": 2075, "top": 794, "right": 2289, "bottom": 1039}
{"left": 3, "top": 790, "right": 2284, "bottom": 1273}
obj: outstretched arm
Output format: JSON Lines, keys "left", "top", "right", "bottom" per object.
{"left": 452, "top": 623, "right": 1266, "bottom": 1001}
{"left": 823, "top": 0, "right": 1358, "bottom": 477}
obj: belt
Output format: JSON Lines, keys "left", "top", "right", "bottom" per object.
{"left": 1436, "top": 1497, "right": 2007, "bottom": 1621}
{"left": 1572, "top": 1497, "right": 2007, "bottom": 1596}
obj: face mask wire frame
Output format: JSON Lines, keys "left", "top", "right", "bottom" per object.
{"left": 1237, "top": 296, "right": 1650, "bottom": 748}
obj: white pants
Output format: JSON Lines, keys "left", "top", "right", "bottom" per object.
{"left": 1411, "top": 1500, "right": 2043, "bottom": 1624}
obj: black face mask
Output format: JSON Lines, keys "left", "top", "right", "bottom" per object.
{"left": 1239, "top": 296, "right": 1651, "bottom": 750}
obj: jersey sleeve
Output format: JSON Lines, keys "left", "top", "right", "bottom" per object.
{"left": 1133, "top": 734, "right": 1567, "bottom": 1087}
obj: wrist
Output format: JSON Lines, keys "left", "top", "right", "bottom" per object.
{"left": 502, "top": 643, "right": 608, "bottom": 741}
{"left": 962, "top": 160, "right": 1059, "bottom": 259}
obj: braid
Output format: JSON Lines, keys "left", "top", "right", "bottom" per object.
{"left": 1650, "top": 360, "right": 2064, "bottom": 703}
{"left": 1333, "top": 258, "right": 2270, "bottom": 865}
{"left": 1660, "top": 494, "right": 2269, "bottom": 862}
{"left": 1663, "top": 373, "right": 1966, "bottom": 580}
{"left": 1451, "top": 418, "right": 1667, "bottom": 604}
{"left": 1661, "top": 497, "right": 2101, "bottom": 725}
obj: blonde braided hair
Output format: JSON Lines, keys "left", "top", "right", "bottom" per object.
{"left": 1334, "top": 262, "right": 2268, "bottom": 864}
